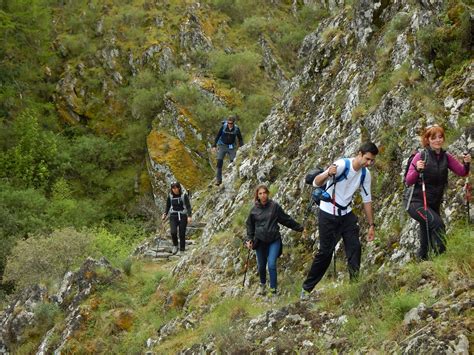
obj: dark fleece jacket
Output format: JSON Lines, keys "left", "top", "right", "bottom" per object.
{"left": 246, "top": 199, "right": 303, "bottom": 246}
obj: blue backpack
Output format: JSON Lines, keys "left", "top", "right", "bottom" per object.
{"left": 305, "top": 158, "right": 367, "bottom": 208}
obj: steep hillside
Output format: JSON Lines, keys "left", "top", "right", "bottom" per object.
{"left": 1, "top": 0, "right": 473, "bottom": 353}
{"left": 0, "top": 0, "right": 322, "bottom": 291}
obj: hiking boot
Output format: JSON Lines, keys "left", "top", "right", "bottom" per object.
{"left": 179, "top": 250, "right": 185, "bottom": 256}
{"left": 300, "top": 289, "right": 311, "bottom": 300}
{"left": 215, "top": 180, "right": 222, "bottom": 186}
{"left": 257, "top": 284, "right": 266, "bottom": 296}
{"left": 171, "top": 246, "right": 178, "bottom": 255}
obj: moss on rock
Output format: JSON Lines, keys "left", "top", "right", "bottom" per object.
{"left": 147, "top": 130, "right": 211, "bottom": 190}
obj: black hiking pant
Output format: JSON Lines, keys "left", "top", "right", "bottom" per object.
{"left": 170, "top": 213, "right": 188, "bottom": 251}
{"left": 302, "top": 210, "right": 361, "bottom": 292}
{"left": 407, "top": 200, "right": 446, "bottom": 260}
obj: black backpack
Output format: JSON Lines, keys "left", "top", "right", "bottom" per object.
{"left": 402, "top": 149, "right": 426, "bottom": 210}
{"left": 305, "top": 158, "right": 367, "bottom": 207}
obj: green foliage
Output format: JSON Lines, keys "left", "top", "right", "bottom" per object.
{"left": 210, "top": 0, "right": 261, "bottom": 23}
{"left": 128, "top": 70, "right": 166, "bottom": 120}
{"left": 241, "top": 16, "right": 268, "bottom": 39}
{"left": 416, "top": 1, "right": 471, "bottom": 76}
{"left": 3, "top": 228, "right": 92, "bottom": 289}
{"left": 210, "top": 50, "right": 262, "bottom": 94}
{"left": 90, "top": 227, "right": 133, "bottom": 267}
{"left": 122, "top": 259, "right": 132, "bottom": 276}
{"left": 170, "top": 82, "right": 230, "bottom": 134}
{"left": 35, "top": 302, "right": 62, "bottom": 332}
{"left": 0, "top": 110, "right": 59, "bottom": 189}
{"left": 59, "top": 33, "right": 95, "bottom": 57}
{"left": 271, "top": 21, "right": 308, "bottom": 63}
{"left": 297, "top": 3, "right": 330, "bottom": 28}
{"left": 0, "top": 0, "right": 58, "bottom": 117}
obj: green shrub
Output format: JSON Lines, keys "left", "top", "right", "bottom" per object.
{"left": 298, "top": 3, "right": 330, "bottom": 27}
{"left": 0, "top": 110, "right": 60, "bottom": 189}
{"left": 4, "top": 228, "right": 92, "bottom": 289}
{"left": 60, "top": 33, "right": 93, "bottom": 57}
{"left": 122, "top": 259, "right": 132, "bottom": 276}
{"left": 242, "top": 16, "right": 268, "bottom": 39}
{"left": 171, "top": 84, "right": 201, "bottom": 107}
{"left": 211, "top": 0, "right": 260, "bottom": 23}
{"left": 210, "top": 50, "right": 262, "bottom": 94}
{"left": 236, "top": 94, "right": 273, "bottom": 136}
{"left": 130, "top": 88, "right": 165, "bottom": 120}
{"left": 35, "top": 302, "right": 62, "bottom": 331}
{"left": 90, "top": 227, "right": 132, "bottom": 266}
{"left": 416, "top": 1, "right": 471, "bottom": 76}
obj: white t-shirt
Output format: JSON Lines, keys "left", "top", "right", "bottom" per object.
{"left": 314, "top": 158, "right": 372, "bottom": 215}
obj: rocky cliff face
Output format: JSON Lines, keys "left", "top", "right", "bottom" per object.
{"left": 171, "top": 0, "right": 472, "bottom": 277}
{"left": 156, "top": 0, "right": 473, "bottom": 351}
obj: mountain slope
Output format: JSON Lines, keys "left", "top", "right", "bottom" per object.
{"left": 0, "top": 0, "right": 472, "bottom": 353}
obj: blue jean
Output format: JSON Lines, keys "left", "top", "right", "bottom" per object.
{"left": 255, "top": 239, "right": 281, "bottom": 290}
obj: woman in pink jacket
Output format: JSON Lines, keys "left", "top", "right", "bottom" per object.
{"left": 405, "top": 124, "right": 471, "bottom": 260}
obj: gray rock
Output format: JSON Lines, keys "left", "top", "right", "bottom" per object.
{"left": 403, "top": 303, "right": 426, "bottom": 326}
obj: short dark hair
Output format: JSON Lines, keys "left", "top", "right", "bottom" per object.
{"left": 170, "top": 182, "right": 182, "bottom": 195}
{"left": 358, "top": 142, "right": 379, "bottom": 155}
{"left": 228, "top": 114, "right": 238, "bottom": 122}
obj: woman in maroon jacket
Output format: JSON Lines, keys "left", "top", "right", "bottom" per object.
{"left": 405, "top": 124, "right": 470, "bottom": 260}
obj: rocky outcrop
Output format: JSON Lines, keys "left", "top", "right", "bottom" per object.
{"left": 0, "top": 285, "right": 47, "bottom": 353}
{"left": 180, "top": 13, "right": 213, "bottom": 54}
{"left": 0, "top": 258, "right": 121, "bottom": 354}
{"left": 259, "top": 36, "right": 289, "bottom": 90}
{"left": 156, "top": 0, "right": 472, "bottom": 350}
{"left": 146, "top": 97, "right": 213, "bottom": 210}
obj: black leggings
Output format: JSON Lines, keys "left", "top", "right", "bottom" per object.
{"left": 170, "top": 213, "right": 188, "bottom": 251}
{"left": 407, "top": 201, "right": 446, "bottom": 260}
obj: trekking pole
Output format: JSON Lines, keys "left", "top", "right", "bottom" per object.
{"left": 463, "top": 149, "right": 471, "bottom": 224}
{"left": 419, "top": 151, "right": 433, "bottom": 254}
{"left": 331, "top": 173, "right": 337, "bottom": 279}
{"left": 242, "top": 247, "right": 251, "bottom": 288}
{"left": 464, "top": 181, "right": 472, "bottom": 225}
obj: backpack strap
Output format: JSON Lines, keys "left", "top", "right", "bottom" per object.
{"left": 360, "top": 167, "right": 368, "bottom": 196}
{"left": 327, "top": 159, "right": 368, "bottom": 210}
{"left": 169, "top": 193, "right": 187, "bottom": 216}
{"left": 335, "top": 158, "right": 351, "bottom": 183}
{"left": 325, "top": 158, "right": 350, "bottom": 190}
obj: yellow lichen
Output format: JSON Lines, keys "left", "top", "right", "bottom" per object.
{"left": 147, "top": 130, "right": 211, "bottom": 190}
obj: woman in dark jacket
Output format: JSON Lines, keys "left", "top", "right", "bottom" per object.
{"left": 245, "top": 184, "right": 304, "bottom": 296}
{"left": 162, "top": 182, "right": 192, "bottom": 255}
{"left": 405, "top": 124, "right": 470, "bottom": 260}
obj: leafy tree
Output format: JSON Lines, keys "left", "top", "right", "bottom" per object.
{"left": 3, "top": 228, "right": 92, "bottom": 289}
{"left": 210, "top": 50, "right": 262, "bottom": 94}
{"left": 0, "top": 110, "right": 59, "bottom": 189}
{"left": 0, "top": 0, "right": 58, "bottom": 117}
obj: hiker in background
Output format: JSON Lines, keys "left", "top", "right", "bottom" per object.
{"left": 212, "top": 115, "right": 244, "bottom": 186}
{"left": 300, "top": 142, "right": 379, "bottom": 300}
{"left": 405, "top": 124, "right": 470, "bottom": 260}
{"left": 162, "top": 182, "right": 192, "bottom": 255}
{"left": 245, "top": 184, "right": 304, "bottom": 297}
